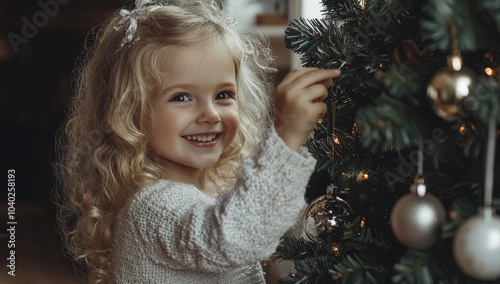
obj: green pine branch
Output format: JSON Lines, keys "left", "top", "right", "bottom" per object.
{"left": 470, "top": 76, "right": 500, "bottom": 124}
{"left": 278, "top": 256, "right": 336, "bottom": 284}
{"left": 483, "top": 0, "right": 500, "bottom": 30}
{"left": 420, "top": 0, "right": 494, "bottom": 51}
{"left": 329, "top": 254, "right": 388, "bottom": 284}
{"left": 356, "top": 93, "right": 427, "bottom": 152}
{"left": 392, "top": 249, "right": 435, "bottom": 284}
{"left": 275, "top": 236, "right": 324, "bottom": 262}
{"left": 307, "top": 128, "right": 380, "bottom": 177}
{"left": 344, "top": 225, "right": 395, "bottom": 253}
{"left": 320, "top": 0, "right": 364, "bottom": 22}
{"left": 285, "top": 17, "right": 348, "bottom": 70}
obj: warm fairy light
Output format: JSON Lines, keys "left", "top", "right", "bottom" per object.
{"left": 485, "top": 67, "right": 495, "bottom": 76}
{"left": 356, "top": 172, "right": 369, "bottom": 182}
{"left": 459, "top": 123, "right": 466, "bottom": 134}
{"left": 379, "top": 63, "right": 383, "bottom": 68}
{"left": 360, "top": 217, "right": 366, "bottom": 228}
{"left": 359, "top": 0, "right": 366, "bottom": 8}
{"left": 334, "top": 136, "right": 340, "bottom": 144}
{"left": 332, "top": 245, "right": 340, "bottom": 256}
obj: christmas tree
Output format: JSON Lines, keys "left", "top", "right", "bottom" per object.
{"left": 275, "top": 0, "right": 500, "bottom": 282}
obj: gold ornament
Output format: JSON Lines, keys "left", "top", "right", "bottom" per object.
{"left": 427, "top": 53, "right": 476, "bottom": 120}
{"left": 427, "top": 25, "right": 476, "bottom": 120}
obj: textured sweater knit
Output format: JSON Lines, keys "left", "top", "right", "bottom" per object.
{"left": 112, "top": 128, "right": 316, "bottom": 283}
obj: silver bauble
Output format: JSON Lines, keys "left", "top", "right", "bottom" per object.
{"left": 427, "top": 55, "right": 476, "bottom": 120}
{"left": 390, "top": 192, "right": 446, "bottom": 249}
{"left": 453, "top": 207, "right": 500, "bottom": 281}
{"left": 303, "top": 189, "right": 353, "bottom": 254}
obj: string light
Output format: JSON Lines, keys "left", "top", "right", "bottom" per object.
{"left": 360, "top": 217, "right": 366, "bottom": 228}
{"left": 332, "top": 245, "right": 341, "bottom": 256}
{"left": 485, "top": 67, "right": 495, "bottom": 76}
{"left": 356, "top": 172, "right": 370, "bottom": 182}
{"left": 459, "top": 123, "right": 466, "bottom": 134}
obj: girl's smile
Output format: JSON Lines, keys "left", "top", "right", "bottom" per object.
{"left": 182, "top": 132, "right": 222, "bottom": 147}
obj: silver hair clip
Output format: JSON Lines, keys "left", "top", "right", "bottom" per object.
{"left": 114, "top": 0, "right": 161, "bottom": 49}
{"left": 225, "top": 17, "right": 238, "bottom": 27}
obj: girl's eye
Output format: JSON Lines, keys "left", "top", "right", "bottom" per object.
{"left": 215, "top": 91, "right": 234, "bottom": 100}
{"left": 170, "top": 93, "right": 191, "bottom": 102}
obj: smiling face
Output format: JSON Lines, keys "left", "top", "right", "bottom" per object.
{"left": 150, "top": 43, "right": 240, "bottom": 180}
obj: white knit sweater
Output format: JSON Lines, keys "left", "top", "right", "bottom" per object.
{"left": 112, "top": 128, "right": 316, "bottom": 283}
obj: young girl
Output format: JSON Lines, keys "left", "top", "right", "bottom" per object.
{"left": 55, "top": 1, "right": 340, "bottom": 283}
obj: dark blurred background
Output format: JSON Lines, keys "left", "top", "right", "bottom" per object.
{"left": 0, "top": 1, "right": 130, "bottom": 283}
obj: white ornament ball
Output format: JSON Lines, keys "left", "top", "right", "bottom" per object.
{"left": 390, "top": 192, "right": 446, "bottom": 249}
{"left": 453, "top": 207, "right": 500, "bottom": 281}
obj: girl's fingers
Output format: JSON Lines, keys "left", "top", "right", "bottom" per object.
{"left": 289, "top": 69, "right": 340, "bottom": 89}
{"left": 305, "top": 84, "right": 329, "bottom": 102}
{"left": 319, "top": 103, "right": 328, "bottom": 118}
{"left": 318, "top": 78, "right": 334, "bottom": 88}
{"left": 278, "top": 68, "right": 318, "bottom": 86}
{"left": 311, "top": 101, "right": 328, "bottom": 120}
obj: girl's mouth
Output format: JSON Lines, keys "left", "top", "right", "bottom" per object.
{"left": 182, "top": 133, "right": 222, "bottom": 147}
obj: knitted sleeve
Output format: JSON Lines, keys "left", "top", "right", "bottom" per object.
{"left": 127, "top": 128, "right": 316, "bottom": 272}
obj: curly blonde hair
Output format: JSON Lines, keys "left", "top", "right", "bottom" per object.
{"left": 54, "top": 1, "right": 276, "bottom": 283}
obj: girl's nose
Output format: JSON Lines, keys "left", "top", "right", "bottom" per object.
{"left": 196, "top": 102, "right": 221, "bottom": 124}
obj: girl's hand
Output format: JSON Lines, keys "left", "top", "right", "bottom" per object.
{"left": 274, "top": 68, "right": 341, "bottom": 151}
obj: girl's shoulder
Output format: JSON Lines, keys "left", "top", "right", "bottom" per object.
{"left": 122, "top": 179, "right": 214, "bottom": 218}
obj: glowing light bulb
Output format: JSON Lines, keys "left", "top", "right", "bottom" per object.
{"left": 360, "top": 217, "right": 366, "bottom": 228}
{"left": 451, "top": 56, "right": 463, "bottom": 71}
{"left": 459, "top": 123, "right": 466, "bottom": 134}
{"left": 485, "top": 67, "right": 495, "bottom": 76}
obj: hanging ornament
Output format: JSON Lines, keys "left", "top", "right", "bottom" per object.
{"left": 302, "top": 87, "right": 353, "bottom": 255}
{"left": 453, "top": 118, "right": 500, "bottom": 280}
{"left": 453, "top": 207, "right": 500, "bottom": 280}
{"left": 303, "top": 184, "right": 354, "bottom": 255}
{"left": 427, "top": 25, "right": 476, "bottom": 120}
{"left": 390, "top": 176, "right": 446, "bottom": 249}
{"left": 390, "top": 141, "right": 446, "bottom": 249}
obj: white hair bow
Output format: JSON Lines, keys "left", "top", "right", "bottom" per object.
{"left": 114, "top": 0, "right": 161, "bottom": 48}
